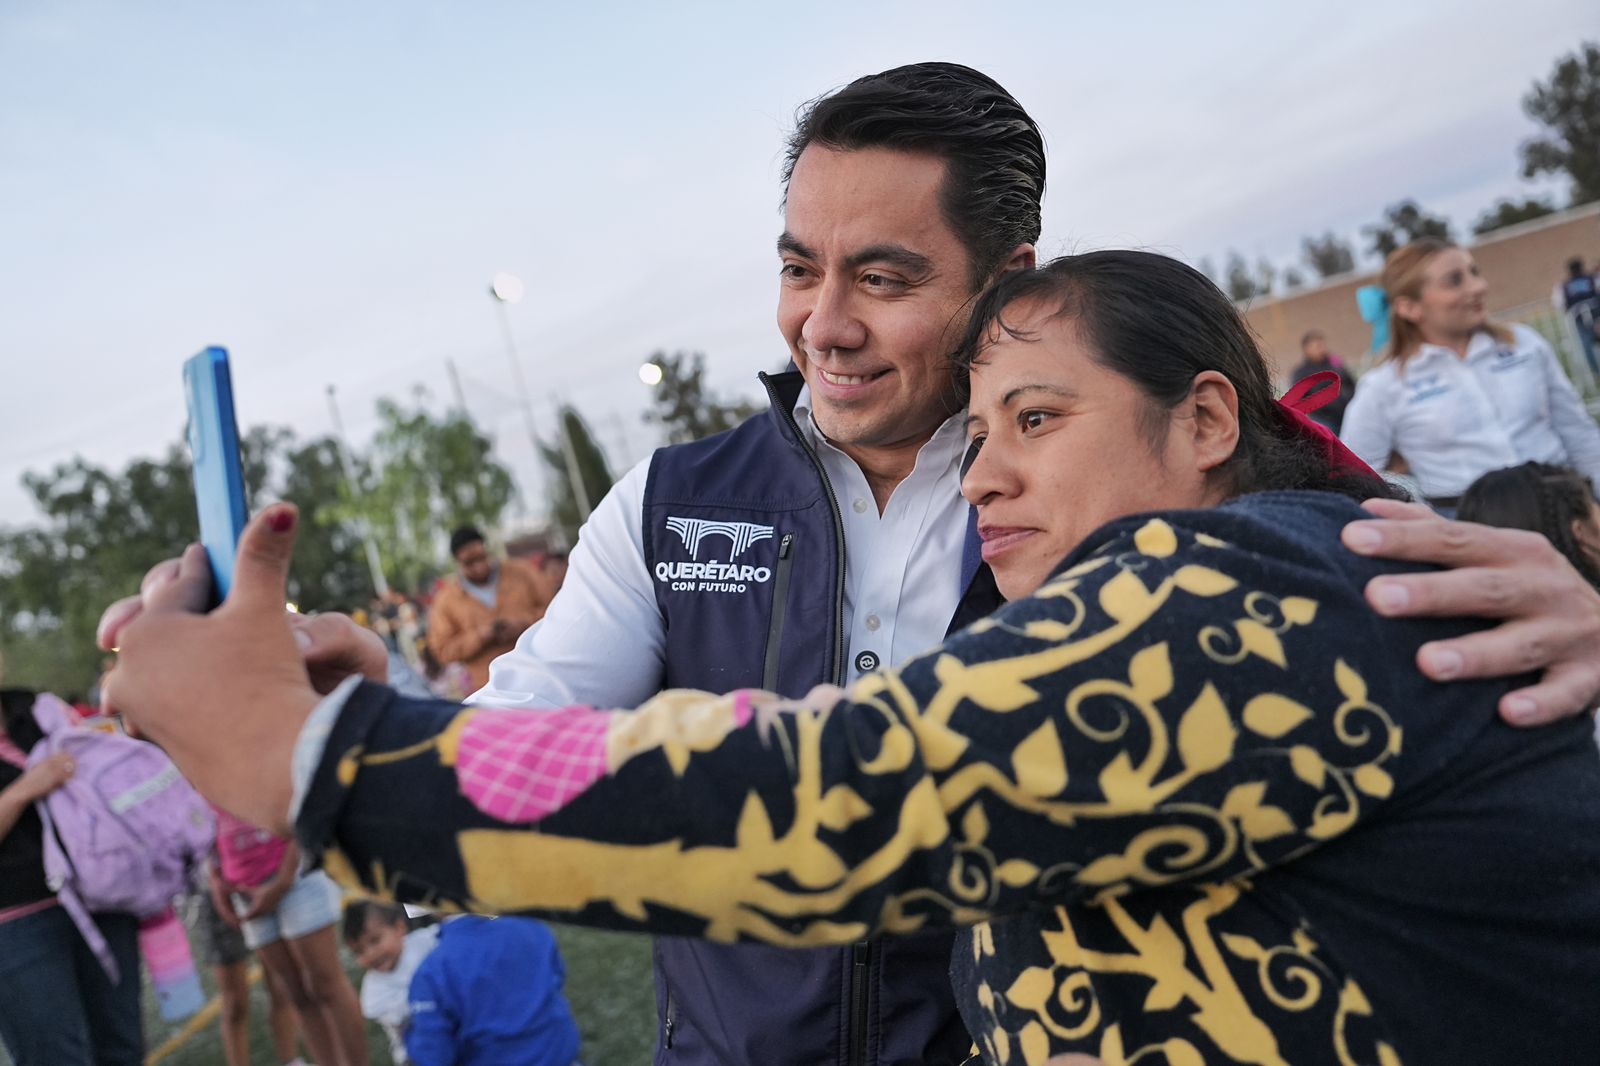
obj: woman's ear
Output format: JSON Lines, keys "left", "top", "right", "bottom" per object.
{"left": 1189, "top": 371, "right": 1240, "bottom": 474}
{"left": 1392, "top": 294, "right": 1424, "bottom": 326}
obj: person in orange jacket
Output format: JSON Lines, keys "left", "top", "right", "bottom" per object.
{"left": 426, "top": 527, "right": 551, "bottom": 692}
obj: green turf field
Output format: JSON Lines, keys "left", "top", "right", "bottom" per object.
{"left": 1, "top": 921, "right": 655, "bottom": 1065}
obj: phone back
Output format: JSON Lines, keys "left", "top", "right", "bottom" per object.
{"left": 183, "top": 347, "right": 248, "bottom": 601}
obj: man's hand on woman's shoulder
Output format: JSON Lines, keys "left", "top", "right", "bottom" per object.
{"left": 1342, "top": 497, "right": 1600, "bottom": 726}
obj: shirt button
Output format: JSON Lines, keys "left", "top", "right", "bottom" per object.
{"left": 864, "top": 613, "right": 881, "bottom": 632}
{"left": 855, "top": 650, "right": 880, "bottom": 672}
{"left": 852, "top": 497, "right": 869, "bottom": 514}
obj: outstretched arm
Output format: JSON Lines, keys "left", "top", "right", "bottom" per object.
{"left": 110, "top": 501, "right": 1447, "bottom": 948}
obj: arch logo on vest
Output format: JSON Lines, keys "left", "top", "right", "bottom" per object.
{"left": 656, "top": 516, "right": 775, "bottom": 594}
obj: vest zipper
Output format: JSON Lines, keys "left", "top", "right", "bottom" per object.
{"left": 761, "top": 376, "right": 849, "bottom": 687}
{"left": 848, "top": 939, "right": 871, "bottom": 1066}
{"left": 762, "top": 533, "right": 797, "bottom": 691}
{"left": 655, "top": 936, "right": 675, "bottom": 1050}
{"left": 762, "top": 376, "right": 862, "bottom": 1064}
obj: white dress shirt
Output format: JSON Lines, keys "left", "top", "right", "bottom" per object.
{"left": 793, "top": 390, "right": 970, "bottom": 683}
{"left": 1340, "top": 325, "right": 1600, "bottom": 498}
{"left": 475, "top": 386, "right": 971, "bottom": 706}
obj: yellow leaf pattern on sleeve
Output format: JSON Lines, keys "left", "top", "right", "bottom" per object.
{"left": 302, "top": 515, "right": 1416, "bottom": 1064}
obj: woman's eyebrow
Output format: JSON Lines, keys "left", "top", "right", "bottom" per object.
{"left": 1001, "top": 383, "right": 1075, "bottom": 406}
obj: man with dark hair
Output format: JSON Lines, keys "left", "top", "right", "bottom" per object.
{"left": 447, "top": 526, "right": 487, "bottom": 563}
{"left": 426, "top": 526, "right": 550, "bottom": 692}
{"left": 462, "top": 62, "right": 1038, "bottom": 1066}
{"left": 782, "top": 62, "right": 1044, "bottom": 290}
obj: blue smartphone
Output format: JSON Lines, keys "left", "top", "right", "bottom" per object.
{"left": 183, "top": 347, "right": 249, "bottom": 603}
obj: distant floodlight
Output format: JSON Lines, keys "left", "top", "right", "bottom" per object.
{"left": 638, "top": 362, "right": 664, "bottom": 386}
{"left": 490, "top": 272, "right": 525, "bottom": 304}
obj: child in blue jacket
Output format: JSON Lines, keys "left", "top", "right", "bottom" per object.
{"left": 406, "top": 914, "right": 581, "bottom": 1066}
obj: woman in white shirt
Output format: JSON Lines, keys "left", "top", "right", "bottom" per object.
{"left": 1341, "top": 238, "right": 1600, "bottom": 511}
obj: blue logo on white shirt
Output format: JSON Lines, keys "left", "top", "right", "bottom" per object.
{"left": 1405, "top": 372, "right": 1450, "bottom": 405}
{"left": 1489, "top": 347, "right": 1532, "bottom": 372}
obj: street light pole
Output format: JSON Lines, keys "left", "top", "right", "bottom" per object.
{"left": 489, "top": 273, "right": 591, "bottom": 520}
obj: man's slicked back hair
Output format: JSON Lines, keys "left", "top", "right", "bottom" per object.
{"left": 783, "top": 62, "right": 1046, "bottom": 290}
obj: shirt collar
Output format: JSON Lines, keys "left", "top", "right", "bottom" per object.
{"left": 1412, "top": 329, "right": 1505, "bottom": 367}
{"left": 791, "top": 383, "right": 968, "bottom": 476}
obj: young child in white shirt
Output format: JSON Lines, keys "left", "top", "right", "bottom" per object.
{"left": 343, "top": 901, "right": 440, "bottom": 1065}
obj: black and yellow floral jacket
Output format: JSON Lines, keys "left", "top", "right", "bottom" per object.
{"left": 297, "top": 491, "right": 1600, "bottom": 1065}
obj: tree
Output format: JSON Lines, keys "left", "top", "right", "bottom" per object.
{"left": 539, "top": 406, "right": 616, "bottom": 545}
{"left": 1301, "top": 232, "right": 1356, "bottom": 278}
{"left": 0, "top": 396, "right": 515, "bottom": 692}
{"left": 0, "top": 427, "right": 358, "bottom": 692}
{"left": 1255, "top": 258, "right": 1277, "bottom": 298}
{"left": 1284, "top": 267, "right": 1306, "bottom": 291}
{"left": 332, "top": 392, "right": 516, "bottom": 593}
{"left": 1363, "top": 200, "right": 1452, "bottom": 260}
{"left": 0, "top": 446, "right": 200, "bottom": 693}
{"left": 277, "top": 437, "right": 377, "bottom": 612}
{"left": 643, "top": 350, "right": 762, "bottom": 445}
{"left": 1521, "top": 42, "right": 1600, "bottom": 206}
{"left": 1222, "top": 252, "right": 1279, "bottom": 303}
{"left": 1225, "top": 252, "right": 1260, "bottom": 303}
{"left": 1473, "top": 197, "right": 1558, "bottom": 236}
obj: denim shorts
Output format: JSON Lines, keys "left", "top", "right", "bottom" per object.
{"left": 236, "top": 870, "right": 342, "bottom": 950}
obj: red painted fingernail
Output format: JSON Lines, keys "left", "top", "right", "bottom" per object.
{"left": 269, "top": 509, "right": 295, "bottom": 533}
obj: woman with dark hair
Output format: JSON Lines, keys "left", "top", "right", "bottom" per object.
{"left": 1342, "top": 238, "right": 1600, "bottom": 513}
{"left": 107, "top": 252, "right": 1600, "bottom": 1065}
{"left": 1459, "top": 462, "right": 1600, "bottom": 588}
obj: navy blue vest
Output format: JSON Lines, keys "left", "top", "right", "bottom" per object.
{"left": 1564, "top": 274, "right": 1598, "bottom": 310}
{"left": 640, "top": 370, "right": 1001, "bottom": 1066}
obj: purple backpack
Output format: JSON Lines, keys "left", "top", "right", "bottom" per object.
{"left": 10, "top": 694, "right": 215, "bottom": 979}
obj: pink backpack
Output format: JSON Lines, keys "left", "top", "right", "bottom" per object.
{"left": 0, "top": 693, "right": 215, "bottom": 980}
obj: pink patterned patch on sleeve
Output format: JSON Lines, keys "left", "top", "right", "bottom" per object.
{"left": 731, "top": 691, "right": 756, "bottom": 728}
{"left": 455, "top": 706, "right": 613, "bottom": 824}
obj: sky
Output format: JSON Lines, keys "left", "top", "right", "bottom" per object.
{"left": 1, "top": 0, "right": 1593, "bottom": 528}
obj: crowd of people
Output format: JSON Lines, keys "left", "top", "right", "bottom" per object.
{"left": 6, "top": 60, "right": 1600, "bottom": 1066}
{"left": 0, "top": 532, "right": 576, "bottom": 1065}
{"left": 359, "top": 531, "right": 569, "bottom": 703}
